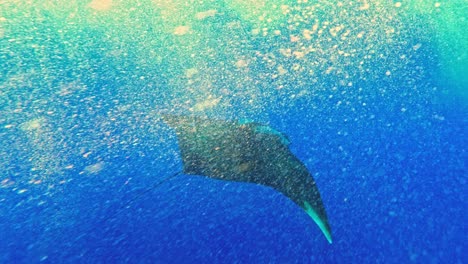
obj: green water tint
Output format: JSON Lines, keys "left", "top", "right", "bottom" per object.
{"left": 403, "top": 2, "right": 467, "bottom": 100}
{"left": 3, "top": 0, "right": 464, "bottom": 111}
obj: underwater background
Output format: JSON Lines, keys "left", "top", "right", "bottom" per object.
{"left": 0, "top": 0, "right": 466, "bottom": 263}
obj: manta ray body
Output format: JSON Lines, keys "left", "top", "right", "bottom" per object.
{"left": 163, "top": 115, "right": 332, "bottom": 243}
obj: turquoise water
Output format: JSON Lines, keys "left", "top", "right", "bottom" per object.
{"left": 0, "top": 1, "right": 466, "bottom": 263}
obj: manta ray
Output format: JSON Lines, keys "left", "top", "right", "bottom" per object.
{"left": 162, "top": 114, "right": 332, "bottom": 243}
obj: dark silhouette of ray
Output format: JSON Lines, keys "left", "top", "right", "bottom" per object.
{"left": 163, "top": 115, "right": 332, "bottom": 243}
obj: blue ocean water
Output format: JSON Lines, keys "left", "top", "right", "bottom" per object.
{"left": 0, "top": 1, "right": 466, "bottom": 263}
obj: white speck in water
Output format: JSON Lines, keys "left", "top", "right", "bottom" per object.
{"left": 84, "top": 161, "right": 106, "bottom": 174}
{"left": 413, "top": 43, "right": 422, "bottom": 51}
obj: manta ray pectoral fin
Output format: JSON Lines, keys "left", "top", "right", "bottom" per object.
{"left": 304, "top": 201, "right": 333, "bottom": 244}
